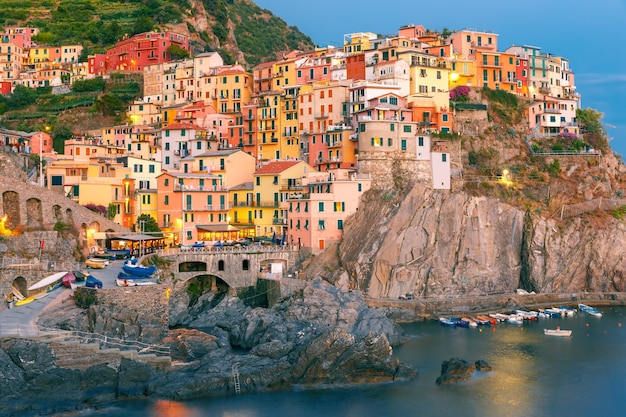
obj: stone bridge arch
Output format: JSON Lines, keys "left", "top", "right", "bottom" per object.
{"left": 185, "top": 273, "right": 230, "bottom": 307}
{"left": 160, "top": 247, "right": 300, "bottom": 291}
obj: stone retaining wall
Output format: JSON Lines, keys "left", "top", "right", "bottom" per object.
{"left": 366, "top": 292, "right": 626, "bottom": 322}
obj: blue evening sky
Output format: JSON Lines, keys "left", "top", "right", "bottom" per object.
{"left": 254, "top": 0, "right": 626, "bottom": 156}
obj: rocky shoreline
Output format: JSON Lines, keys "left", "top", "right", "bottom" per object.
{"left": 0, "top": 278, "right": 417, "bottom": 417}
{"left": 3, "top": 272, "right": 625, "bottom": 416}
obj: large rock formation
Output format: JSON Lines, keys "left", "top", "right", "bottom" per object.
{"left": 339, "top": 184, "right": 626, "bottom": 299}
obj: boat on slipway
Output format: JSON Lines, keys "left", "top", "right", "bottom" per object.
{"left": 15, "top": 273, "right": 66, "bottom": 307}
{"left": 121, "top": 264, "right": 157, "bottom": 277}
{"left": 27, "top": 271, "right": 68, "bottom": 291}
{"left": 86, "top": 258, "right": 108, "bottom": 269}
{"left": 116, "top": 277, "right": 158, "bottom": 287}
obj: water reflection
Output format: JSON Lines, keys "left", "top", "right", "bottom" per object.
{"left": 78, "top": 308, "right": 626, "bottom": 417}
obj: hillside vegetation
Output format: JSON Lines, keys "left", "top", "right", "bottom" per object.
{"left": 0, "top": 0, "right": 314, "bottom": 67}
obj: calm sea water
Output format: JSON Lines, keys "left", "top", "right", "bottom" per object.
{"left": 77, "top": 306, "right": 626, "bottom": 417}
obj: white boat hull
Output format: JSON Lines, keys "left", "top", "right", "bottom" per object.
{"left": 544, "top": 329, "right": 572, "bottom": 337}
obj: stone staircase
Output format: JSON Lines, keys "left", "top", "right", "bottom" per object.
{"left": 34, "top": 330, "right": 172, "bottom": 370}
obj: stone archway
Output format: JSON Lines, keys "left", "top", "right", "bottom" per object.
{"left": 10, "top": 276, "right": 28, "bottom": 301}
{"left": 186, "top": 274, "right": 229, "bottom": 307}
{"left": 53, "top": 205, "right": 63, "bottom": 222}
{"left": 65, "top": 208, "right": 73, "bottom": 226}
{"left": 26, "top": 197, "right": 43, "bottom": 229}
{"left": 2, "top": 191, "right": 20, "bottom": 230}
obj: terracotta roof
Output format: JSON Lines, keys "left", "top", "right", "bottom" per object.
{"left": 255, "top": 160, "right": 302, "bottom": 175}
{"left": 218, "top": 68, "right": 248, "bottom": 76}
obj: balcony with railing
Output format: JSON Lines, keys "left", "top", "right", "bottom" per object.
{"left": 195, "top": 132, "right": 218, "bottom": 141}
{"left": 280, "top": 179, "right": 303, "bottom": 191}
{"left": 543, "top": 108, "right": 561, "bottom": 114}
{"left": 174, "top": 184, "right": 227, "bottom": 192}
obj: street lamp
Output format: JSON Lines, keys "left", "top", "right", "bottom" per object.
{"left": 138, "top": 219, "right": 146, "bottom": 257}
{"left": 40, "top": 126, "right": 50, "bottom": 187}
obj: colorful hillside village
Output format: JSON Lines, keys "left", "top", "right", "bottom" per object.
{"left": 0, "top": 25, "right": 581, "bottom": 254}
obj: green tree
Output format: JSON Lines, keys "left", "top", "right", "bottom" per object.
{"left": 167, "top": 44, "right": 190, "bottom": 60}
{"left": 577, "top": 108, "right": 605, "bottom": 135}
{"left": 132, "top": 16, "right": 154, "bottom": 35}
{"left": 93, "top": 94, "right": 124, "bottom": 116}
{"left": 107, "top": 203, "right": 117, "bottom": 220}
{"left": 7, "top": 85, "right": 38, "bottom": 109}
{"left": 52, "top": 125, "right": 74, "bottom": 154}
{"left": 136, "top": 214, "right": 162, "bottom": 236}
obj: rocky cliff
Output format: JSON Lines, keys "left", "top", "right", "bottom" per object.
{"left": 337, "top": 180, "right": 626, "bottom": 300}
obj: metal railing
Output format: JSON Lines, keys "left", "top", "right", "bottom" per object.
{"left": 0, "top": 325, "right": 170, "bottom": 356}
{"left": 1, "top": 257, "right": 82, "bottom": 272}
{"left": 159, "top": 244, "right": 298, "bottom": 256}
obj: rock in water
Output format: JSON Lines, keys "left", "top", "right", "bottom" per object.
{"left": 436, "top": 357, "right": 480, "bottom": 385}
{"left": 474, "top": 359, "right": 492, "bottom": 371}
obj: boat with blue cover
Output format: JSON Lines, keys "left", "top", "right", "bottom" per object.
{"left": 439, "top": 317, "right": 456, "bottom": 327}
{"left": 122, "top": 264, "right": 157, "bottom": 277}
{"left": 578, "top": 303, "right": 602, "bottom": 318}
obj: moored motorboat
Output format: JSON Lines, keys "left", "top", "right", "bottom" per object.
{"left": 544, "top": 307, "right": 564, "bottom": 317}
{"left": 439, "top": 317, "right": 456, "bottom": 327}
{"left": 557, "top": 306, "right": 577, "bottom": 316}
{"left": 461, "top": 317, "right": 478, "bottom": 327}
{"left": 488, "top": 313, "right": 509, "bottom": 322}
{"left": 451, "top": 317, "right": 469, "bottom": 328}
{"left": 516, "top": 310, "right": 539, "bottom": 320}
{"left": 539, "top": 308, "right": 561, "bottom": 318}
{"left": 472, "top": 316, "right": 491, "bottom": 325}
{"left": 544, "top": 328, "right": 572, "bottom": 337}
{"left": 506, "top": 314, "right": 524, "bottom": 325}
{"left": 578, "top": 304, "right": 602, "bottom": 318}
{"left": 476, "top": 315, "right": 496, "bottom": 325}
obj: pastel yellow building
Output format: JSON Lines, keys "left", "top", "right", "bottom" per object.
{"left": 253, "top": 160, "right": 316, "bottom": 238}
{"left": 343, "top": 32, "right": 378, "bottom": 55}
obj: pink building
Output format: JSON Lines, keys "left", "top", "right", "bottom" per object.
{"left": 287, "top": 168, "right": 371, "bottom": 253}
{"left": 2, "top": 27, "right": 37, "bottom": 49}
{"left": 90, "top": 31, "right": 189, "bottom": 75}
{"left": 157, "top": 171, "right": 230, "bottom": 246}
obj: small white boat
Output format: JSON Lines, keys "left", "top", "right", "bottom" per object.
{"left": 516, "top": 310, "right": 539, "bottom": 320}
{"left": 489, "top": 313, "right": 509, "bottom": 322}
{"left": 116, "top": 278, "right": 158, "bottom": 287}
{"left": 544, "top": 328, "right": 572, "bottom": 337}
{"left": 439, "top": 317, "right": 456, "bottom": 327}
{"left": 70, "top": 281, "right": 86, "bottom": 290}
{"left": 507, "top": 314, "right": 525, "bottom": 325}
{"left": 28, "top": 271, "right": 68, "bottom": 291}
{"left": 557, "top": 306, "right": 577, "bottom": 316}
